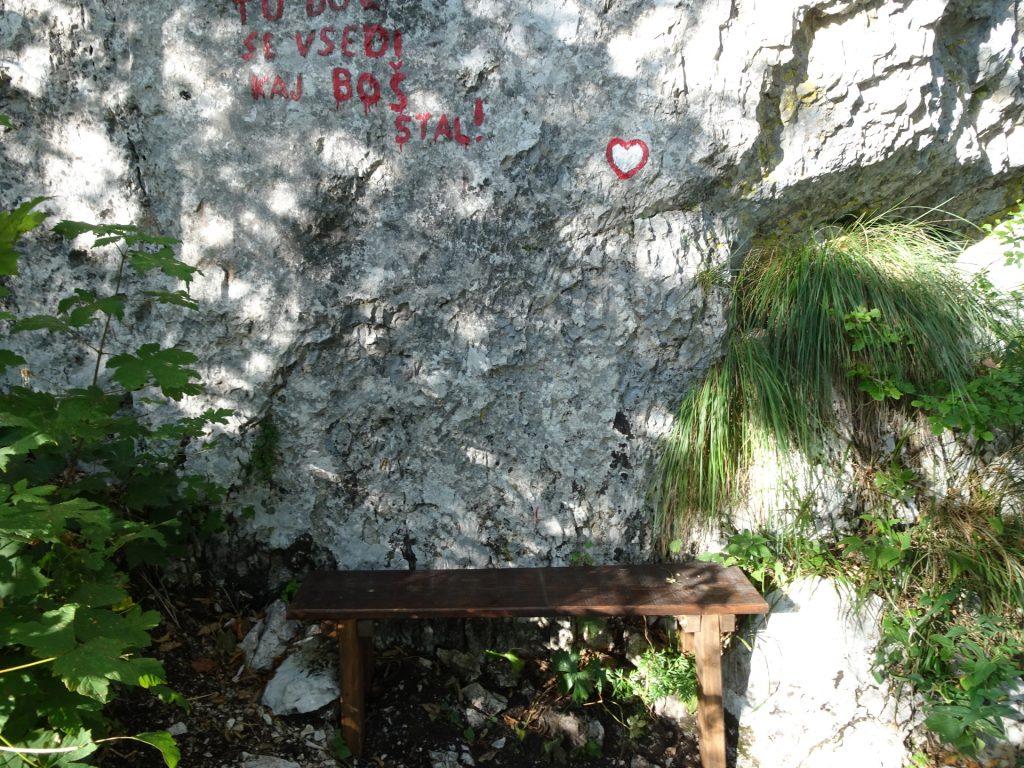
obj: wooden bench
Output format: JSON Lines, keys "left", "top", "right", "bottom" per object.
{"left": 286, "top": 562, "right": 768, "bottom": 768}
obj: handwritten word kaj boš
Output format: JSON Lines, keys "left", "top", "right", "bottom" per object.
{"left": 231, "top": 0, "right": 487, "bottom": 150}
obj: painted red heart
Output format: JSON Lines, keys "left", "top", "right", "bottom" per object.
{"left": 606, "top": 138, "right": 649, "bottom": 180}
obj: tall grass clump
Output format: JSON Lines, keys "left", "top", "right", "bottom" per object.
{"left": 656, "top": 216, "right": 1015, "bottom": 543}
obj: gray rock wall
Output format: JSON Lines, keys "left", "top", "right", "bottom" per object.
{"left": 1, "top": 0, "right": 1022, "bottom": 570}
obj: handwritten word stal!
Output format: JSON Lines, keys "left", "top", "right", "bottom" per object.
{"left": 231, "top": 1, "right": 488, "bottom": 151}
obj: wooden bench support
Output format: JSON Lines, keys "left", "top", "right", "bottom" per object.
{"left": 694, "top": 614, "right": 726, "bottom": 768}
{"left": 337, "top": 620, "right": 365, "bottom": 756}
{"left": 288, "top": 564, "right": 767, "bottom": 767}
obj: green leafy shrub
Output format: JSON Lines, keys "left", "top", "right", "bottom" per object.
{"left": 0, "top": 201, "right": 229, "bottom": 766}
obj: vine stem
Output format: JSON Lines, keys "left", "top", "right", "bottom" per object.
{"left": 0, "top": 734, "right": 43, "bottom": 768}
{"left": 0, "top": 656, "right": 56, "bottom": 675}
{"left": 91, "top": 246, "right": 128, "bottom": 388}
{"left": 0, "top": 744, "right": 82, "bottom": 755}
{"left": 0, "top": 735, "right": 163, "bottom": 756}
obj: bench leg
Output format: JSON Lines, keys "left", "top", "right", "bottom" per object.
{"left": 337, "top": 620, "right": 365, "bottom": 756}
{"left": 695, "top": 614, "right": 726, "bottom": 768}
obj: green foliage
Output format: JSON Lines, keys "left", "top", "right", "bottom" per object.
{"left": 698, "top": 496, "right": 840, "bottom": 592}
{"left": 568, "top": 540, "right": 595, "bottom": 567}
{"left": 0, "top": 199, "right": 48, "bottom": 278}
{"left": 328, "top": 730, "right": 352, "bottom": 761}
{"left": 655, "top": 332, "right": 807, "bottom": 539}
{"left": 911, "top": 339, "right": 1024, "bottom": 441}
{"left": 606, "top": 648, "right": 697, "bottom": 713}
{"left": 551, "top": 649, "right": 606, "bottom": 705}
{"left": 700, "top": 531, "right": 787, "bottom": 593}
{"left": 484, "top": 649, "right": 525, "bottom": 677}
{"left": 718, "top": 500, "right": 1024, "bottom": 754}
{"left": 656, "top": 216, "right": 1017, "bottom": 541}
{"left": 0, "top": 204, "right": 227, "bottom": 765}
{"left": 246, "top": 413, "right": 281, "bottom": 485}
{"left": 874, "top": 593, "right": 1022, "bottom": 756}
{"left": 983, "top": 199, "right": 1024, "bottom": 267}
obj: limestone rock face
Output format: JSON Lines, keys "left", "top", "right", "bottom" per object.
{"left": 724, "top": 578, "right": 914, "bottom": 768}
{"left": 1, "top": 0, "right": 1023, "bottom": 569}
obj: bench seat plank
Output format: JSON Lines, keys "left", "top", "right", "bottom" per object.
{"left": 287, "top": 562, "right": 768, "bottom": 621}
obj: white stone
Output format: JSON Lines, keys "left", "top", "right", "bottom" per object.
{"left": 261, "top": 640, "right": 339, "bottom": 716}
{"left": 166, "top": 721, "right": 188, "bottom": 736}
{"left": 429, "top": 750, "right": 462, "bottom": 768}
{"left": 462, "top": 682, "right": 508, "bottom": 729}
{"left": 239, "top": 759, "right": 301, "bottom": 768}
{"left": 725, "top": 578, "right": 912, "bottom": 768}
{"left": 240, "top": 600, "right": 302, "bottom": 672}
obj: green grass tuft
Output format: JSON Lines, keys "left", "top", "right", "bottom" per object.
{"left": 656, "top": 216, "right": 1017, "bottom": 543}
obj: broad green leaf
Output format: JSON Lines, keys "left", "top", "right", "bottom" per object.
{"left": 151, "top": 684, "right": 190, "bottom": 710}
{"left": 133, "top": 731, "right": 181, "bottom": 768}
{"left": 0, "top": 197, "right": 48, "bottom": 276}
{"left": 0, "top": 729, "right": 98, "bottom": 768}
{"left": 0, "top": 432, "right": 56, "bottom": 471}
{"left": 52, "top": 221, "right": 132, "bottom": 242}
{"left": 52, "top": 636, "right": 127, "bottom": 701}
{"left": 11, "top": 315, "right": 73, "bottom": 334}
{"left": 118, "top": 656, "right": 166, "bottom": 688}
{"left": 0, "top": 349, "right": 27, "bottom": 371}
{"left": 0, "top": 555, "right": 51, "bottom": 600}
{"left": 106, "top": 344, "right": 201, "bottom": 400}
{"left": 57, "top": 290, "right": 126, "bottom": 327}
{"left": 143, "top": 289, "right": 199, "bottom": 311}
{"left": 74, "top": 606, "right": 159, "bottom": 648}
{"left": 0, "top": 114, "right": 11, "bottom": 129}
{"left": 53, "top": 220, "right": 102, "bottom": 239}
{"left": 69, "top": 582, "right": 129, "bottom": 609}
{"left": 2, "top": 605, "right": 78, "bottom": 657}
{"left": 129, "top": 247, "right": 197, "bottom": 284}
{"left": 123, "top": 232, "right": 180, "bottom": 247}
{"left": 0, "top": 495, "right": 112, "bottom": 541}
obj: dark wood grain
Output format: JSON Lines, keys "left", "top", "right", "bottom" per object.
{"left": 286, "top": 563, "right": 768, "bottom": 621}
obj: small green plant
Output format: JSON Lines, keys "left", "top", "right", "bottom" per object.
{"left": 983, "top": 199, "right": 1024, "bottom": 267}
{"left": 701, "top": 501, "right": 839, "bottom": 593}
{"left": 573, "top": 738, "right": 602, "bottom": 760}
{"left": 485, "top": 649, "right": 525, "bottom": 676}
{"left": 695, "top": 264, "right": 729, "bottom": 294}
{"left": 246, "top": 412, "right": 281, "bottom": 485}
{"left": 568, "top": 540, "right": 594, "bottom": 567}
{"left": 607, "top": 648, "right": 697, "bottom": 712}
{"left": 541, "top": 735, "right": 567, "bottom": 764}
{"left": 551, "top": 649, "right": 606, "bottom": 705}
{"left": 623, "top": 713, "right": 647, "bottom": 741}
{"left": 328, "top": 729, "right": 353, "bottom": 760}
{"left": 700, "top": 531, "right": 785, "bottom": 592}
{"left": 279, "top": 578, "right": 301, "bottom": 603}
